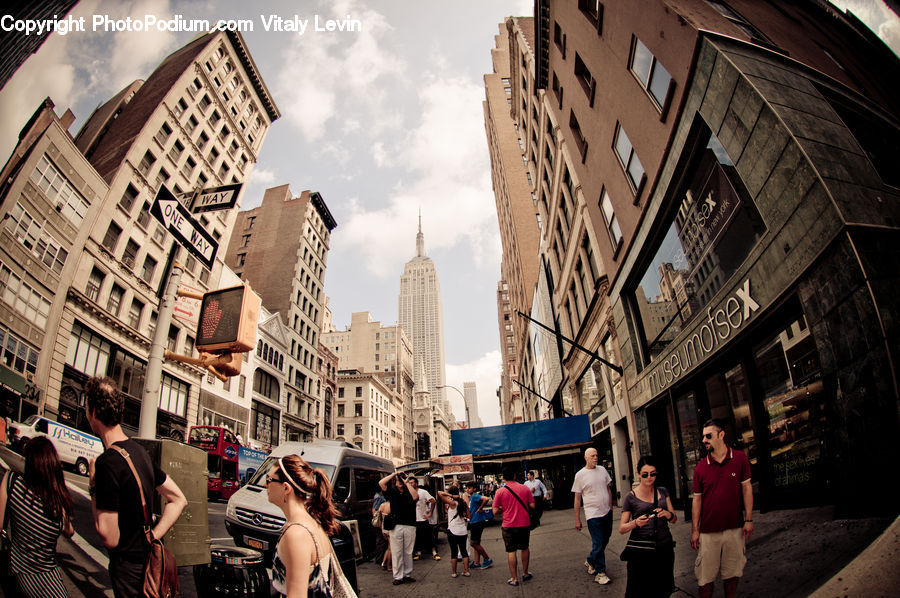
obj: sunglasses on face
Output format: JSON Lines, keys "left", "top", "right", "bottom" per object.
{"left": 640, "top": 471, "right": 658, "bottom": 478}
{"left": 266, "top": 475, "right": 282, "bottom": 485}
{"left": 703, "top": 431, "right": 721, "bottom": 440}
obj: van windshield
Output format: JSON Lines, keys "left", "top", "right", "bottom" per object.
{"left": 247, "top": 457, "right": 335, "bottom": 488}
{"left": 22, "top": 415, "right": 40, "bottom": 426}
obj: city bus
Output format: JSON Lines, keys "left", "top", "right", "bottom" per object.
{"left": 189, "top": 425, "right": 241, "bottom": 501}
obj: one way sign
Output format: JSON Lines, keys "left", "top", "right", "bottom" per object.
{"left": 151, "top": 185, "right": 218, "bottom": 270}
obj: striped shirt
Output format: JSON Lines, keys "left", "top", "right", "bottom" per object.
{"left": 7, "top": 473, "right": 64, "bottom": 574}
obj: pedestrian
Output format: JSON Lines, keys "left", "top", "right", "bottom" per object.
{"left": 492, "top": 465, "right": 534, "bottom": 586}
{"left": 266, "top": 455, "right": 346, "bottom": 597}
{"left": 0, "top": 437, "right": 74, "bottom": 597}
{"left": 372, "top": 489, "right": 389, "bottom": 568}
{"left": 463, "top": 481, "right": 493, "bottom": 569}
{"left": 572, "top": 447, "right": 614, "bottom": 585}
{"left": 691, "top": 419, "right": 753, "bottom": 598}
{"left": 85, "top": 375, "right": 188, "bottom": 598}
{"left": 524, "top": 471, "right": 548, "bottom": 525}
{"left": 437, "top": 486, "right": 471, "bottom": 578}
{"left": 619, "top": 456, "right": 677, "bottom": 597}
{"left": 409, "top": 477, "right": 440, "bottom": 560}
{"left": 377, "top": 500, "right": 392, "bottom": 570}
{"left": 378, "top": 471, "right": 418, "bottom": 585}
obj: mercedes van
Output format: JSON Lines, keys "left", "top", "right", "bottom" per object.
{"left": 9, "top": 416, "right": 103, "bottom": 476}
{"left": 224, "top": 440, "right": 394, "bottom": 559}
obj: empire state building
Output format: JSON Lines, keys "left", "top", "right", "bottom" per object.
{"left": 398, "top": 216, "right": 452, "bottom": 453}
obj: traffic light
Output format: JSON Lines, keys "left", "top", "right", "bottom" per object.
{"left": 195, "top": 285, "right": 260, "bottom": 353}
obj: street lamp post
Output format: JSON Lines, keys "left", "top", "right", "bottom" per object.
{"left": 437, "top": 384, "right": 470, "bottom": 429}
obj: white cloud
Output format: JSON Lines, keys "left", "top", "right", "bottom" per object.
{"left": 446, "top": 350, "right": 502, "bottom": 428}
{"left": 240, "top": 166, "right": 277, "bottom": 209}
{"left": 103, "top": 0, "right": 178, "bottom": 93}
{"left": 830, "top": 0, "right": 900, "bottom": 54}
{"left": 336, "top": 73, "right": 501, "bottom": 277}
{"left": 273, "top": 0, "right": 406, "bottom": 143}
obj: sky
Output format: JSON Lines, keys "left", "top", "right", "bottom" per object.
{"left": 0, "top": 0, "right": 897, "bottom": 429}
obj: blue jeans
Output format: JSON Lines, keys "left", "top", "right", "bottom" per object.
{"left": 587, "top": 512, "right": 613, "bottom": 573}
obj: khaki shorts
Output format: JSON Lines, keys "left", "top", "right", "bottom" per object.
{"left": 695, "top": 528, "right": 746, "bottom": 586}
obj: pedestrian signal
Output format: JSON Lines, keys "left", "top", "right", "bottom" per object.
{"left": 195, "top": 285, "right": 260, "bottom": 353}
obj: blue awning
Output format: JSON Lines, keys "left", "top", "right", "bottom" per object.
{"left": 451, "top": 415, "right": 591, "bottom": 457}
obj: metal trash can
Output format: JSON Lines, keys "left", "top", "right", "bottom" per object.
{"left": 193, "top": 545, "right": 269, "bottom": 598}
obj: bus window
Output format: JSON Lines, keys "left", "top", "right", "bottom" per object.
{"left": 208, "top": 454, "right": 222, "bottom": 479}
{"left": 223, "top": 459, "right": 238, "bottom": 483}
{"left": 223, "top": 429, "right": 239, "bottom": 445}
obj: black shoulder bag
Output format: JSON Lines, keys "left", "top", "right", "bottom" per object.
{"left": 502, "top": 485, "right": 537, "bottom": 530}
{"left": 620, "top": 489, "right": 667, "bottom": 561}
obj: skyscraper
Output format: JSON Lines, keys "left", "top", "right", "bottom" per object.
{"left": 398, "top": 214, "right": 451, "bottom": 456}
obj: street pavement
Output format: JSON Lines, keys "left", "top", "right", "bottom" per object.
{"left": 1, "top": 443, "right": 897, "bottom": 597}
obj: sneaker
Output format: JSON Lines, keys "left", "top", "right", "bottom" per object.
{"left": 433, "top": 553, "right": 441, "bottom": 560}
{"left": 482, "top": 558, "right": 493, "bottom": 569}
{"left": 585, "top": 560, "right": 597, "bottom": 575}
{"left": 522, "top": 573, "right": 533, "bottom": 581}
{"left": 462, "top": 571, "right": 471, "bottom": 577}
{"left": 506, "top": 578, "right": 519, "bottom": 586}
{"left": 392, "top": 579, "right": 403, "bottom": 586}
{"left": 413, "top": 553, "right": 421, "bottom": 560}
{"left": 595, "top": 572, "right": 611, "bottom": 585}
{"left": 471, "top": 562, "right": 483, "bottom": 569}
{"left": 403, "top": 576, "right": 416, "bottom": 583}
{"left": 451, "top": 573, "right": 458, "bottom": 578}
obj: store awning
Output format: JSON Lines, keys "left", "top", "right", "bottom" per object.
{"left": 0, "top": 367, "right": 26, "bottom": 395}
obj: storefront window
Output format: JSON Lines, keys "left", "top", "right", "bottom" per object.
{"left": 631, "top": 128, "right": 766, "bottom": 360}
{"left": 676, "top": 391, "right": 701, "bottom": 495}
{"left": 252, "top": 400, "right": 279, "bottom": 446}
{"left": 754, "top": 316, "right": 826, "bottom": 497}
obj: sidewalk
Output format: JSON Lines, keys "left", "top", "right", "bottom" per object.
{"left": 352, "top": 506, "right": 896, "bottom": 598}
{"left": 23, "top": 503, "right": 898, "bottom": 597}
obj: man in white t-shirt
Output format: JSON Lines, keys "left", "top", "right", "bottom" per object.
{"left": 572, "top": 447, "right": 613, "bottom": 585}
{"left": 410, "top": 477, "right": 440, "bottom": 560}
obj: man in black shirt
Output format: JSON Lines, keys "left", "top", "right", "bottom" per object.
{"left": 85, "top": 376, "right": 187, "bottom": 598}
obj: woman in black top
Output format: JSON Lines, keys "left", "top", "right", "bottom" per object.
{"left": 378, "top": 472, "right": 418, "bottom": 585}
{"left": 619, "top": 456, "right": 677, "bottom": 598}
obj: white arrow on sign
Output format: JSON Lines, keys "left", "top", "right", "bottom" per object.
{"left": 157, "top": 199, "right": 215, "bottom": 263}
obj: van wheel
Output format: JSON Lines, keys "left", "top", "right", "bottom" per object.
{"left": 76, "top": 458, "right": 89, "bottom": 476}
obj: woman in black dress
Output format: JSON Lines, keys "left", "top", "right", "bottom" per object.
{"left": 619, "top": 455, "right": 677, "bottom": 598}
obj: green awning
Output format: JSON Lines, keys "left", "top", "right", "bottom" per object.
{"left": 0, "top": 366, "right": 27, "bottom": 395}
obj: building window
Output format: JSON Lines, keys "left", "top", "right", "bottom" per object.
{"left": 65, "top": 322, "right": 111, "bottom": 377}
{"left": 355, "top": 386, "right": 362, "bottom": 398}
{"left": 338, "top": 387, "right": 344, "bottom": 398}
{"left": 599, "top": 188, "right": 623, "bottom": 250}
{"left": 30, "top": 155, "right": 90, "bottom": 227}
{"left": 238, "top": 374, "right": 246, "bottom": 397}
{"left": 86, "top": 268, "right": 104, "bottom": 302}
{"left": 569, "top": 110, "right": 588, "bottom": 161}
{"left": 551, "top": 72, "right": 563, "bottom": 107}
{"left": 629, "top": 37, "right": 673, "bottom": 111}
{"left": 630, "top": 127, "right": 766, "bottom": 361}
{"left": 119, "top": 184, "right": 139, "bottom": 213}
{"left": 198, "top": 94, "right": 212, "bottom": 112}
{"left": 0, "top": 326, "right": 38, "bottom": 376}
{"left": 251, "top": 400, "right": 279, "bottom": 445}
{"left": 0, "top": 262, "right": 52, "bottom": 328}
{"left": 4, "top": 202, "right": 68, "bottom": 274}
{"left": 138, "top": 151, "right": 155, "bottom": 176}
{"left": 578, "top": 0, "right": 604, "bottom": 33}
{"left": 128, "top": 299, "right": 143, "bottom": 329}
{"left": 122, "top": 239, "right": 139, "bottom": 269}
{"left": 337, "top": 403, "right": 345, "bottom": 417}
{"left": 154, "top": 122, "right": 172, "bottom": 147}
{"left": 141, "top": 255, "right": 157, "bottom": 283}
{"left": 355, "top": 403, "right": 363, "bottom": 417}
{"left": 136, "top": 202, "right": 152, "bottom": 229}
{"left": 106, "top": 284, "right": 124, "bottom": 316}
{"left": 614, "top": 123, "right": 645, "bottom": 194}
{"left": 102, "top": 221, "right": 122, "bottom": 252}
{"left": 173, "top": 98, "right": 188, "bottom": 117}
{"left": 253, "top": 369, "right": 280, "bottom": 402}
{"left": 574, "top": 53, "right": 596, "bottom": 104}
{"left": 553, "top": 21, "right": 566, "bottom": 57}
{"left": 186, "top": 115, "right": 199, "bottom": 134}
{"left": 355, "top": 424, "right": 363, "bottom": 436}
{"left": 337, "top": 424, "right": 344, "bottom": 436}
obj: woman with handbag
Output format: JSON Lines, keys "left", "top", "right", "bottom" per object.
{"left": 0, "top": 437, "right": 75, "bottom": 598}
{"left": 619, "top": 456, "right": 677, "bottom": 598}
{"left": 267, "top": 455, "right": 356, "bottom": 598}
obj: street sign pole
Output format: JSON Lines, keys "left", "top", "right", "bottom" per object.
{"left": 139, "top": 254, "right": 184, "bottom": 438}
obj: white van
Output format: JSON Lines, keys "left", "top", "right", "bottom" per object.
{"left": 10, "top": 416, "right": 103, "bottom": 476}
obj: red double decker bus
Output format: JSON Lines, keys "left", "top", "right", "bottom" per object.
{"left": 189, "top": 425, "right": 241, "bottom": 501}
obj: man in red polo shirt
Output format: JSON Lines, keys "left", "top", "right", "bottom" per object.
{"left": 691, "top": 419, "right": 754, "bottom": 598}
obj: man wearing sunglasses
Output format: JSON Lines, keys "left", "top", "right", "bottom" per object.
{"left": 691, "top": 419, "right": 753, "bottom": 598}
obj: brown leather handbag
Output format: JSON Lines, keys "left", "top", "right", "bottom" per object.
{"left": 111, "top": 445, "right": 180, "bottom": 598}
